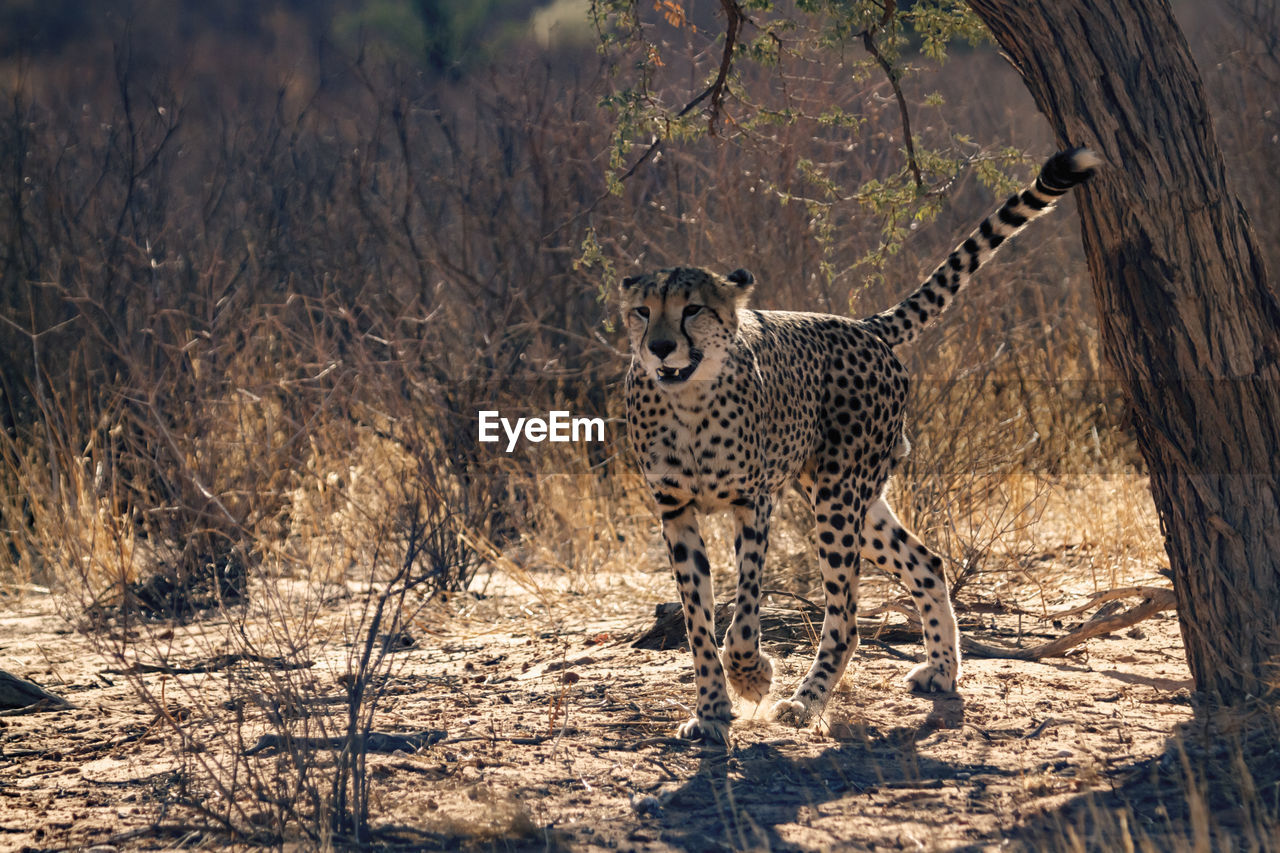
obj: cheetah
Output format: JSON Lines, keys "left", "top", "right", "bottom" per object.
{"left": 621, "top": 148, "right": 1099, "bottom": 743}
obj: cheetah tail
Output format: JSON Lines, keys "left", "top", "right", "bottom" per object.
{"left": 862, "top": 147, "right": 1100, "bottom": 349}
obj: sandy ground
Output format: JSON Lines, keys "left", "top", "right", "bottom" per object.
{"left": 0, "top": 569, "right": 1202, "bottom": 852}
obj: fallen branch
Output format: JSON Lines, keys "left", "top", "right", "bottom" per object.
{"left": 963, "top": 589, "right": 1177, "bottom": 661}
{"left": 0, "top": 670, "right": 74, "bottom": 712}
{"left": 1043, "top": 586, "right": 1175, "bottom": 621}
{"left": 106, "top": 653, "right": 313, "bottom": 676}
{"left": 243, "top": 729, "right": 447, "bottom": 756}
{"left": 634, "top": 586, "right": 1178, "bottom": 663}
{"left": 0, "top": 698, "right": 73, "bottom": 717}
{"left": 863, "top": 638, "right": 920, "bottom": 663}
{"left": 1024, "top": 717, "right": 1069, "bottom": 739}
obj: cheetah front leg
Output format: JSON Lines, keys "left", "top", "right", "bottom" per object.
{"left": 861, "top": 497, "right": 961, "bottom": 692}
{"left": 660, "top": 502, "right": 732, "bottom": 743}
{"left": 721, "top": 497, "right": 775, "bottom": 704}
{"left": 771, "top": 491, "right": 861, "bottom": 727}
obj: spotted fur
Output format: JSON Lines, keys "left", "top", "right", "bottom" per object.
{"left": 622, "top": 149, "right": 1098, "bottom": 743}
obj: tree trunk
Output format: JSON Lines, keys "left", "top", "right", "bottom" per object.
{"left": 965, "top": 0, "right": 1280, "bottom": 704}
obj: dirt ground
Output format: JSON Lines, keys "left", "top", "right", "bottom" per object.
{"left": 0, "top": 557, "right": 1205, "bottom": 852}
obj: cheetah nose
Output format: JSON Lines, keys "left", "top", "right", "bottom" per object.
{"left": 648, "top": 339, "right": 677, "bottom": 360}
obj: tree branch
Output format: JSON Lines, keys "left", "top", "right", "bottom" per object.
{"left": 547, "top": 0, "right": 747, "bottom": 238}
{"left": 861, "top": 3, "right": 923, "bottom": 189}
{"left": 708, "top": 0, "right": 745, "bottom": 134}
{"left": 1043, "top": 586, "right": 1175, "bottom": 622}
{"left": 615, "top": 0, "right": 745, "bottom": 184}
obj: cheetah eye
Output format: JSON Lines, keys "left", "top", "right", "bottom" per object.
{"left": 682, "top": 304, "right": 704, "bottom": 319}
{"left": 633, "top": 306, "right": 650, "bottom": 320}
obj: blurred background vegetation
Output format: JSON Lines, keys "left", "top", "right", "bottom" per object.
{"left": 0, "top": 0, "right": 1275, "bottom": 606}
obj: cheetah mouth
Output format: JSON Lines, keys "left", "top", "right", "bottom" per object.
{"left": 656, "top": 352, "right": 701, "bottom": 384}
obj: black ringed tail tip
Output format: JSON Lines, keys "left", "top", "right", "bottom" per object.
{"left": 1039, "top": 147, "right": 1101, "bottom": 192}
{"left": 860, "top": 145, "right": 1098, "bottom": 351}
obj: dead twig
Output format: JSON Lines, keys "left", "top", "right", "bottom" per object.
{"left": 859, "top": 601, "right": 917, "bottom": 621}
{"left": 760, "top": 588, "right": 821, "bottom": 611}
{"left": 1024, "top": 717, "right": 1067, "bottom": 739}
{"left": 437, "top": 734, "right": 552, "bottom": 746}
{"left": 0, "top": 698, "right": 73, "bottom": 717}
{"left": 629, "top": 735, "right": 699, "bottom": 750}
{"left": 863, "top": 637, "right": 920, "bottom": 663}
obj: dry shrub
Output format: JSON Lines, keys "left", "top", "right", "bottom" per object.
{"left": 0, "top": 29, "right": 625, "bottom": 840}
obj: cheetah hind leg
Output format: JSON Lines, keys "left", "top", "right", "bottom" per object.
{"left": 861, "top": 497, "right": 961, "bottom": 692}
{"left": 769, "top": 487, "right": 861, "bottom": 729}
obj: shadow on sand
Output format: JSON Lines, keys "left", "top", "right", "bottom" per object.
{"left": 641, "top": 695, "right": 1278, "bottom": 852}
{"left": 1006, "top": 701, "right": 1280, "bottom": 851}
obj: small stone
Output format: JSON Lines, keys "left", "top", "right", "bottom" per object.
{"left": 631, "top": 794, "right": 661, "bottom": 816}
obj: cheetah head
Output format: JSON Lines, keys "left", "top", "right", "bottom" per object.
{"left": 619, "top": 266, "right": 754, "bottom": 387}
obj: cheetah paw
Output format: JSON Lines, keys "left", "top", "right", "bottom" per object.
{"left": 769, "top": 698, "right": 813, "bottom": 727}
{"left": 676, "top": 715, "right": 730, "bottom": 744}
{"left": 724, "top": 652, "right": 774, "bottom": 704}
{"left": 904, "top": 662, "right": 957, "bottom": 693}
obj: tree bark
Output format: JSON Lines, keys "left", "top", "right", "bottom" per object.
{"left": 965, "top": 0, "right": 1280, "bottom": 704}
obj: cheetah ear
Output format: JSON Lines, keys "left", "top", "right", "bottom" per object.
{"left": 620, "top": 275, "right": 642, "bottom": 291}
{"left": 726, "top": 268, "right": 754, "bottom": 288}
